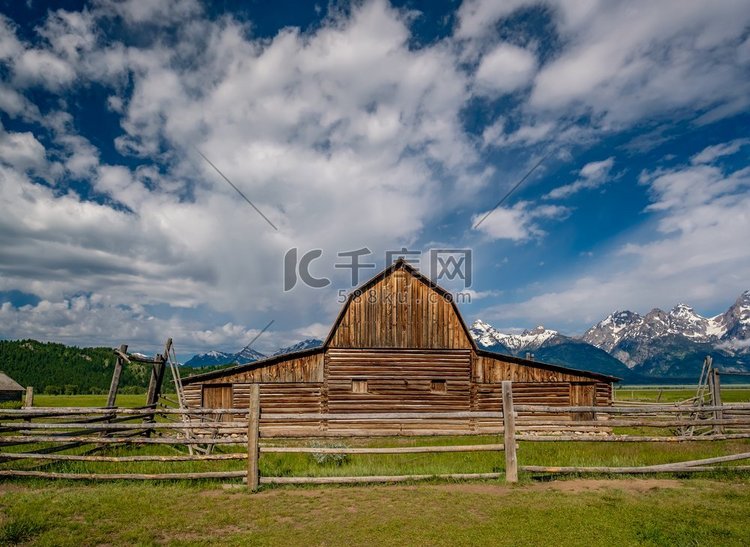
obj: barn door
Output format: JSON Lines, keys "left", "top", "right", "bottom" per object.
{"left": 569, "top": 382, "right": 595, "bottom": 421}
{"left": 202, "top": 384, "right": 233, "bottom": 421}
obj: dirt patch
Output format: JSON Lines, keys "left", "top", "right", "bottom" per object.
{"left": 230, "top": 478, "right": 687, "bottom": 499}
{"left": 0, "top": 483, "right": 30, "bottom": 495}
{"left": 530, "top": 478, "right": 683, "bottom": 494}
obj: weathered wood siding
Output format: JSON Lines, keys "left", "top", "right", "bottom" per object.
{"left": 323, "top": 348, "right": 472, "bottom": 434}
{"left": 329, "top": 270, "right": 472, "bottom": 349}
{"left": 326, "top": 348, "right": 471, "bottom": 411}
{"left": 198, "top": 352, "right": 324, "bottom": 385}
{"left": 474, "top": 353, "right": 607, "bottom": 384}
{"left": 596, "top": 382, "right": 612, "bottom": 406}
{"left": 183, "top": 351, "right": 325, "bottom": 432}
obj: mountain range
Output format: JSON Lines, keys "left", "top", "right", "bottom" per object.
{"left": 472, "top": 290, "right": 750, "bottom": 382}
{"left": 183, "top": 338, "right": 322, "bottom": 367}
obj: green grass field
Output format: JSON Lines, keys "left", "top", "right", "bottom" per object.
{"left": 2, "top": 392, "right": 750, "bottom": 545}
{"left": 31, "top": 393, "right": 149, "bottom": 408}
{"left": 29, "top": 388, "right": 750, "bottom": 408}
{"left": 2, "top": 479, "right": 750, "bottom": 545}
{"left": 615, "top": 387, "right": 750, "bottom": 403}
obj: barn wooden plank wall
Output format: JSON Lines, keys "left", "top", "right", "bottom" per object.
{"left": 197, "top": 352, "right": 324, "bottom": 385}
{"left": 327, "top": 349, "right": 471, "bottom": 413}
{"left": 329, "top": 270, "right": 472, "bottom": 349}
{"left": 473, "top": 354, "right": 603, "bottom": 384}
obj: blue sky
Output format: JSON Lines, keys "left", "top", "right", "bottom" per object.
{"left": 1, "top": 0, "right": 749, "bottom": 359}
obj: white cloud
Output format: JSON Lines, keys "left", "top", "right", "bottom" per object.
{"left": 545, "top": 157, "right": 615, "bottom": 199}
{"left": 0, "top": 14, "right": 23, "bottom": 60}
{"left": 690, "top": 138, "right": 750, "bottom": 165}
{"left": 457, "top": 1, "right": 750, "bottom": 129}
{"left": 529, "top": 1, "right": 750, "bottom": 125}
{"left": 94, "top": 0, "right": 202, "bottom": 25}
{"left": 0, "top": 1, "right": 489, "bottom": 353}
{"left": 472, "top": 201, "right": 569, "bottom": 241}
{"left": 0, "top": 84, "right": 39, "bottom": 119}
{"left": 0, "top": 128, "right": 47, "bottom": 172}
{"left": 14, "top": 49, "right": 76, "bottom": 90}
{"left": 0, "top": 296, "right": 273, "bottom": 355}
{"left": 474, "top": 43, "right": 537, "bottom": 96}
{"left": 455, "top": 0, "right": 532, "bottom": 41}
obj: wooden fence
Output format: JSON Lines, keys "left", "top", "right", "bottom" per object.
{"left": 2, "top": 383, "right": 750, "bottom": 487}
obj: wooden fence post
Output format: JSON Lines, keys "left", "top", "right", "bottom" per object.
{"left": 711, "top": 369, "right": 723, "bottom": 434}
{"left": 247, "top": 384, "right": 261, "bottom": 491}
{"left": 107, "top": 344, "right": 127, "bottom": 408}
{"left": 24, "top": 386, "right": 34, "bottom": 408}
{"left": 502, "top": 381, "right": 518, "bottom": 483}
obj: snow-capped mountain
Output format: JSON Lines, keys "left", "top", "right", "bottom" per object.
{"left": 470, "top": 320, "right": 557, "bottom": 354}
{"left": 234, "top": 344, "right": 266, "bottom": 364}
{"left": 581, "top": 290, "right": 750, "bottom": 373}
{"left": 184, "top": 344, "right": 267, "bottom": 368}
{"left": 715, "top": 290, "right": 750, "bottom": 349}
{"left": 183, "top": 350, "right": 238, "bottom": 368}
{"left": 469, "top": 319, "right": 633, "bottom": 378}
{"left": 184, "top": 338, "right": 323, "bottom": 368}
{"left": 273, "top": 339, "right": 323, "bottom": 356}
{"left": 582, "top": 305, "right": 726, "bottom": 355}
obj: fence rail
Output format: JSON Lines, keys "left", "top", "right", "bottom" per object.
{"left": 2, "top": 382, "right": 750, "bottom": 486}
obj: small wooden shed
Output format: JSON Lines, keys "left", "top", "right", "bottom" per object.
{"left": 183, "top": 259, "right": 618, "bottom": 433}
{"left": 0, "top": 372, "right": 25, "bottom": 403}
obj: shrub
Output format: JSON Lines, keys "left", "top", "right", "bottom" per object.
{"left": 308, "top": 440, "right": 350, "bottom": 466}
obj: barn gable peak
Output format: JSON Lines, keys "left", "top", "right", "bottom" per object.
{"left": 324, "top": 257, "right": 476, "bottom": 350}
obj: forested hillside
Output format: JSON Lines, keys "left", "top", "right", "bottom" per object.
{"left": 0, "top": 339, "right": 239, "bottom": 395}
{"left": 0, "top": 339, "right": 153, "bottom": 394}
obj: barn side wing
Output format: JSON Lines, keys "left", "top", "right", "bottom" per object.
{"left": 473, "top": 352, "right": 613, "bottom": 407}
{"left": 182, "top": 351, "right": 324, "bottom": 410}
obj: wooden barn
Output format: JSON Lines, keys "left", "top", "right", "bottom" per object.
{"left": 182, "top": 259, "right": 618, "bottom": 434}
{"left": 0, "top": 372, "right": 25, "bottom": 403}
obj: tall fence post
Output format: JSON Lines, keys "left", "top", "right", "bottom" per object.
{"left": 711, "top": 368, "right": 723, "bottom": 434}
{"left": 107, "top": 344, "right": 127, "bottom": 408}
{"left": 24, "top": 386, "right": 34, "bottom": 408}
{"left": 247, "top": 384, "right": 261, "bottom": 491}
{"left": 501, "top": 380, "right": 518, "bottom": 483}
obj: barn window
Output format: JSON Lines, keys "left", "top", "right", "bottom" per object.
{"left": 430, "top": 380, "right": 447, "bottom": 393}
{"left": 352, "top": 379, "right": 368, "bottom": 393}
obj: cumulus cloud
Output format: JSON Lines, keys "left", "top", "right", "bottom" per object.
{"left": 459, "top": 0, "right": 750, "bottom": 132}
{"left": 0, "top": 128, "right": 47, "bottom": 172}
{"left": 0, "top": 295, "right": 277, "bottom": 355}
{"left": 530, "top": 1, "right": 750, "bottom": 125}
{"left": 0, "top": 1, "right": 488, "bottom": 353}
{"left": 472, "top": 201, "right": 570, "bottom": 241}
{"left": 545, "top": 157, "right": 615, "bottom": 200}
{"left": 474, "top": 43, "right": 537, "bottom": 96}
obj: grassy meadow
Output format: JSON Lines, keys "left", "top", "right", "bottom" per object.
{"left": 3, "top": 478, "right": 750, "bottom": 545}
{"left": 2, "top": 391, "right": 750, "bottom": 544}
{"left": 614, "top": 386, "right": 750, "bottom": 403}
